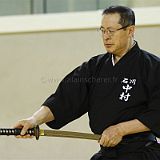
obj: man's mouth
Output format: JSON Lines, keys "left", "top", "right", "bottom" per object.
{"left": 105, "top": 44, "right": 113, "bottom": 47}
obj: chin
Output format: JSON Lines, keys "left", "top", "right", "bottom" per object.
{"left": 105, "top": 47, "right": 114, "bottom": 53}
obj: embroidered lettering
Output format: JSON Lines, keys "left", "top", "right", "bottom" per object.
{"left": 119, "top": 78, "right": 136, "bottom": 102}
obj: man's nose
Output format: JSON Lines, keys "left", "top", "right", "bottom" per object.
{"left": 103, "top": 33, "right": 111, "bottom": 40}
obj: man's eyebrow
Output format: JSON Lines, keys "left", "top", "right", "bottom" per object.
{"left": 100, "top": 26, "right": 110, "bottom": 29}
{"left": 100, "top": 26, "right": 114, "bottom": 29}
{"left": 100, "top": 26, "right": 104, "bottom": 29}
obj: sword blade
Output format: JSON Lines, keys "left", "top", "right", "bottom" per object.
{"left": 40, "top": 129, "right": 101, "bottom": 140}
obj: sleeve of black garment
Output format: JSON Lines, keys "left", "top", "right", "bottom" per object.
{"left": 42, "top": 57, "right": 97, "bottom": 129}
{"left": 136, "top": 60, "right": 160, "bottom": 137}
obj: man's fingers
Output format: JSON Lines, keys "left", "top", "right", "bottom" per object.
{"left": 15, "top": 134, "right": 33, "bottom": 139}
{"left": 99, "top": 135, "right": 104, "bottom": 145}
{"left": 12, "top": 118, "right": 37, "bottom": 139}
{"left": 99, "top": 134, "right": 109, "bottom": 147}
{"left": 107, "top": 140, "right": 116, "bottom": 147}
{"left": 20, "top": 125, "right": 30, "bottom": 135}
{"left": 99, "top": 134, "right": 121, "bottom": 147}
{"left": 12, "top": 120, "right": 30, "bottom": 135}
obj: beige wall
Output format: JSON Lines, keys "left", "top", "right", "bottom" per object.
{"left": 0, "top": 25, "right": 159, "bottom": 160}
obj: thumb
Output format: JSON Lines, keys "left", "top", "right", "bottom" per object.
{"left": 20, "top": 125, "right": 30, "bottom": 135}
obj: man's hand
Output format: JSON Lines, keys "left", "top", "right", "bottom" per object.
{"left": 13, "top": 106, "right": 54, "bottom": 138}
{"left": 13, "top": 117, "right": 37, "bottom": 138}
{"left": 99, "top": 124, "right": 124, "bottom": 147}
{"left": 99, "top": 119, "right": 150, "bottom": 147}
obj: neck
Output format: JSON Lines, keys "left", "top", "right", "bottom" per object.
{"left": 113, "top": 39, "right": 135, "bottom": 64}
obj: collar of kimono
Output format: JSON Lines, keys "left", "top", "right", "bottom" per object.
{"left": 111, "top": 40, "right": 136, "bottom": 66}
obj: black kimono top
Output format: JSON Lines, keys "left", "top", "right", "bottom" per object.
{"left": 43, "top": 42, "right": 160, "bottom": 137}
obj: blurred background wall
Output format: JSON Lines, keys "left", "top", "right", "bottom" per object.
{"left": 0, "top": 1, "right": 159, "bottom": 160}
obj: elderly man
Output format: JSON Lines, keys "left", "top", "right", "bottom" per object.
{"left": 14, "top": 6, "right": 160, "bottom": 160}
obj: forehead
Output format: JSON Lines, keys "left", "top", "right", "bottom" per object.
{"left": 101, "top": 13, "right": 121, "bottom": 27}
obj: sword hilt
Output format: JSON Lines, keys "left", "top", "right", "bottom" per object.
{"left": 0, "top": 125, "right": 40, "bottom": 140}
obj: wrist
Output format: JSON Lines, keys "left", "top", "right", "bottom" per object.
{"left": 116, "top": 123, "right": 127, "bottom": 136}
{"left": 27, "top": 116, "right": 38, "bottom": 127}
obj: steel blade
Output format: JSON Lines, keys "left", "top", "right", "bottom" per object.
{"left": 40, "top": 129, "right": 101, "bottom": 140}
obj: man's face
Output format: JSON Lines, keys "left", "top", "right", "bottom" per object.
{"left": 101, "top": 13, "right": 134, "bottom": 56}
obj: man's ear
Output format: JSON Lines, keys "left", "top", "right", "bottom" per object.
{"left": 128, "top": 25, "right": 135, "bottom": 37}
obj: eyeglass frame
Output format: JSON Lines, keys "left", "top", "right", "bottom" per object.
{"left": 98, "top": 25, "right": 130, "bottom": 36}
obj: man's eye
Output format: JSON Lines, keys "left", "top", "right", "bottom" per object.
{"left": 109, "top": 30, "right": 115, "bottom": 33}
{"left": 101, "top": 30, "right": 105, "bottom": 33}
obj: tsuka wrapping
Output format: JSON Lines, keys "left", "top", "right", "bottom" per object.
{"left": 0, "top": 128, "right": 35, "bottom": 136}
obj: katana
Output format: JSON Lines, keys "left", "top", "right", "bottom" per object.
{"left": 0, "top": 126, "right": 101, "bottom": 140}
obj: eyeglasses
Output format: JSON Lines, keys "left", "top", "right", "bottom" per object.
{"left": 99, "top": 25, "right": 130, "bottom": 36}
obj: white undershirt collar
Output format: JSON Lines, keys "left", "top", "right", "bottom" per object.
{"left": 111, "top": 41, "right": 136, "bottom": 66}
